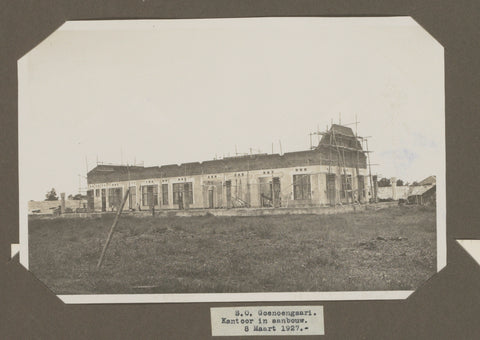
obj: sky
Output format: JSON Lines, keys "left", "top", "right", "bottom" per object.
{"left": 19, "top": 17, "right": 444, "bottom": 201}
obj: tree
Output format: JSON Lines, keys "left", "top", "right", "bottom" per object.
{"left": 45, "top": 188, "right": 58, "bottom": 201}
{"left": 396, "top": 179, "right": 404, "bottom": 186}
{"left": 377, "top": 178, "right": 391, "bottom": 187}
{"left": 72, "top": 194, "right": 84, "bottom": 200}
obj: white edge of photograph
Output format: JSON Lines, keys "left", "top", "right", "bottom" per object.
{"left": 18, "top": 17, "right": 446, "bottom": 304}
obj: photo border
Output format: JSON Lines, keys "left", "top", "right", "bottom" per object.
{"left": 18, "top": 17, "right": 445, "bottom": 304}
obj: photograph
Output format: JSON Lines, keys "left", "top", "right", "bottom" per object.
{"left": 18, "top": 17, "right": 445, "bottom": 301}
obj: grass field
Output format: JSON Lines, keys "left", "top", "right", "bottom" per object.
{"left": 28, "top": 205, "right": 436, "bottom": 294}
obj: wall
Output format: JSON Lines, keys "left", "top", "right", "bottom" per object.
{"left": 87, "top": 164, "right": 372, "bottom": 211}
{"left": 377, "top": 186, "right": 418, "bottom": 201}
{"left": 28, "top": 199, "right": 88, "bottom": 214}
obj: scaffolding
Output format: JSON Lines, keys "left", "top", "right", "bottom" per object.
{"left": 311, "top": 118, "right": 375, "bottom": 205}
{"left": 202, "top": 119, "right": 376, "bottom": 209}
{"left": 89, "top": 119, "right": 377, "bottom": 211}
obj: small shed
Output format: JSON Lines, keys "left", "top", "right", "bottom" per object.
{"left": 407, "top": 185, "right": 436, "bottom": 205}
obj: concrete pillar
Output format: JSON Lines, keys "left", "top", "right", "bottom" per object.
{"left": 391, "top": 177, "right": 397, "bottom": 200}
{"left": 60, "top": 193, "right": 65, "bottom": 214}
{"left": 183, "top": 183, "right": 190, "bottom": 210}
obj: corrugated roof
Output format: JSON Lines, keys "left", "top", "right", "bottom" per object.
{"left": 408, "top": 185, "right": 435, "bottom": 196}
{"left": 419, "top": 175, "right": 436, "bottom": 186}
{"left": 317, "top": 124, "right": 363, "bottom": 151}
{"left": 87, "top": 149, "right": 367, "bottom": 184}
{"left": 330, "top": 124, "right": 355, "bottom": 137}
{"left": 87, "top": 125, "right": 367, "bottom": 184}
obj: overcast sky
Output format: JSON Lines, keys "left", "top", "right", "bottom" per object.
{"left": 19, "top": 17, "right": 444, "bottom": 201}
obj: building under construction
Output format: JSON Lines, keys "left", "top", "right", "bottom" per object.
{"left": 86, "top": 124, "right": 373, "bottom": 212}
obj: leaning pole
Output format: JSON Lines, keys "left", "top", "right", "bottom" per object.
{"left": 96, "top": 187, "right": 130, "bottom": 269}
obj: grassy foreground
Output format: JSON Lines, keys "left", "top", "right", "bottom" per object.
{"left": 29, "top": 206, "right": 436, "bottom": 294}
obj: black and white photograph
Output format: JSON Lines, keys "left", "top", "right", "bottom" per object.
{"left": 18, "top": 17, "right": 445, "bottom": 302}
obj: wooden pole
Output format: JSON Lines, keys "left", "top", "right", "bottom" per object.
{"left": 271, "top": 170, "right": 275, "bottom": 208}
{"left": 365, "top": 139, "right": 374, "bottom": 202}
{"left": 97, "top": 187, "right": 130, "bottom": 269}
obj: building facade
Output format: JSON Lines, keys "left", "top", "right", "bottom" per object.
{"left": 86, "top": 125, "right": 371, "bottom": 211}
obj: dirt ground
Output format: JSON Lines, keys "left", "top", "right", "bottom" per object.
{"left": 28, "top": 205, "right": 436, "bottom": 294}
